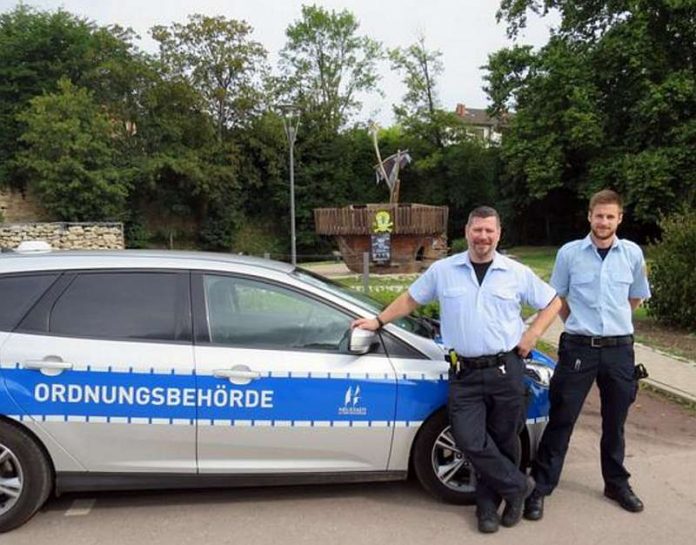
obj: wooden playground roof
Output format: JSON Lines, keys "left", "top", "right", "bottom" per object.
{"left": 314, "top": 203, "right": 448, "bottom": 235}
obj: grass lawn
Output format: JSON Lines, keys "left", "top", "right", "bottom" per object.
{"left": 632, "top": 306, "right": 696, "bottom": 361}
{"left": 506, "top": 246, "right": 557, "bottom": 281}
{"left": 336, "top": 274, "right": 418, "bottom": 291}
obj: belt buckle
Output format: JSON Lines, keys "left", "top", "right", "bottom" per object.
{"left": 590, "top": 336, "right": 603, "bottom": 348}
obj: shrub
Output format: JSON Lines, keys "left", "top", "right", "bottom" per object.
{"left": 231, "top": 217, "right": 285, "bottom": 257}
{"left": 124, "top": 219, "right": 151, "bottom": 249}
{"left": 450, "top": 238, "right": 467, "bottom": 254}
{"left": 647, "top": 209, "right": 696, "bottom": 330}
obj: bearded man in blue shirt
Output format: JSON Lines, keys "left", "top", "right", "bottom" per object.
{"left": 353, "top": 206, "right": 561, "bottom": 533}
{"left": 524, "top": 190, "right": 651, "bottom": 521}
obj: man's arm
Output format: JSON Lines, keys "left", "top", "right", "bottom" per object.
{"left": 517, "top": 296, "right": 562, "bottom": 357}
{"left": 559, "top": 297, "right": 570, "bottom": 322}
{"left": 629, "top": 298, "right": 643, "bottom": 311}
{"left": 351, "top": 291, "right": 420, "bottom": 331}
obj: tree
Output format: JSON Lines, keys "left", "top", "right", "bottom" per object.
{"left": 151, "top": 14, "right": 268, "bottom": 141}
{"left": 15, "top": 79, "right": 131, "bottom": 221}
{"left": 486, "top": 0, "right": 696, "bottom": 241}
{"left": 389, "top": 36, "right": 446, "bottom": 147}
{"left": 119, "top": 67, "right": 254, "bottom": 249}
{"left": 0, "top": 5, "right": 145, "bottom": 187}
{"left": 383, "top": 33, "right": 500, "bottom": 238}
{"left": 279, "top": 5, "right": 382, "bottom": 134}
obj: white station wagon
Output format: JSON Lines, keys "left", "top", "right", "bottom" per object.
{"left": 0, "top": 247, "right": 554, "bottom": 531}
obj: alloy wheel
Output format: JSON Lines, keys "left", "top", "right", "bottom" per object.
{"left": 0, "top": 443, "right": 23, "bottom": 516}
{"left": 431, "top": 426, "right": 476, "bottom": 493}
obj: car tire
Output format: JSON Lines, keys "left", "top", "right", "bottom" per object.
{"left": 0, "top": 420, "right": 52, "bottom": 533}
{"left": 412, "top": 410, "right": 476, "bottom": 505}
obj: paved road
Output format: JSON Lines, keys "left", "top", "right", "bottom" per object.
{"left": 5, "top": 389, "right": 696, "bottom": 545}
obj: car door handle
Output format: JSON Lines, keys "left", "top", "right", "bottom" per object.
{"left": 213, "top": 369, "right": 261, "bottom": 380}
{"left": 22, "top": 360, "right": 74, "bottom": 376}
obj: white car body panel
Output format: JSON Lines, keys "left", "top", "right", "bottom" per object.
{"left": 0, "top": 333, "right": 196, "bottom": 473}
{"left": 0, "top": 250, "right": 551, "bottom": 488}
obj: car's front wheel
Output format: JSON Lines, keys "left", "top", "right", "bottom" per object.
{"left": 412, "top": 410, "right": 476, "bottom": 504}
{"left": 0, "top": 420, "right": 52, "bottom": 533}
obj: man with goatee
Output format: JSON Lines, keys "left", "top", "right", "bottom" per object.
{"left": 354, "top": 206, "right": 560, "bottom": 533}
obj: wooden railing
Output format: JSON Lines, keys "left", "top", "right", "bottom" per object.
{"left": 314, "top": 203, "right": 448, "bottom": 235}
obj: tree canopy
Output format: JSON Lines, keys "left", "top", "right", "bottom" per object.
{"left": 151, "top": 14, "right": 268, "bottom": 140}
{"left": 15, "top": 79, "right": 131, "bottom": 221}
{"left": 1, "top": 2, "right": 692, "bottom": 253}
{"left": 279, "top": 5, "right": 382, "bottom": 134}
{"left": 486, "top": 0, "right": 696, "bottom": 239}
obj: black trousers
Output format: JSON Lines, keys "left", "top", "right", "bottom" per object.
{"left": 532, "top": 334, "right": 638, "bottom": 495}
{"left": 448, "top": 351, "right": 528, "bottom": 511}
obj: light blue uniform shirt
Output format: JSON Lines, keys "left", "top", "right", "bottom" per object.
{"left": 409, "top": 251, "right": 556, "bottom": 357}
{"left": 550, "top": 235, "right": 651, "bottom": 336}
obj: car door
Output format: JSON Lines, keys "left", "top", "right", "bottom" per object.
{"left": 0, "top": 272, "right": 61, "bottom": 415}
{"left": 0, "top": 270, "right": 197, "bottom": 473}
{"left": 192, "top": 272, "right": 398, "bottom": 474}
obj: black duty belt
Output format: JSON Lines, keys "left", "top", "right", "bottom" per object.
{"left": 445, "top": 350, "right": 512, "bottom": 370}
{"left": 563, "top": 333, "right": 633, "bottom": 348}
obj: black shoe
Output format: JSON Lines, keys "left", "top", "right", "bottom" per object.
{"left": 477, "top": 511, "right": 500, "bottom": 534}
{"left": 502, "top": 476, "right": 536, "bottom": 528}
{"left": 604, "top": 485, "right": 644, "bottom": 513}
{"left": 523, "top": 489, "right": 545, "bottom": 521}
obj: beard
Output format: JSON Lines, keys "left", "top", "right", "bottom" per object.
{"left": 591, "top": 226, "right": 616, "bottom": 241}
{"left": 470, "top": 242, "right": 495, "bottom": 261}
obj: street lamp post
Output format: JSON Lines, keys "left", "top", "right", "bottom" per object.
{"left": 280, "top": 107, "right": 299, "bottom": 266}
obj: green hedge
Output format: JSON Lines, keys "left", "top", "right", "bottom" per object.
{"left": 647, "top": 209, "right": 696, "bottom": 330}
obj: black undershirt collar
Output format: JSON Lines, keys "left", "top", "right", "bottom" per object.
{"left": 471, "top": 260, "right": 493, "bottom": 285}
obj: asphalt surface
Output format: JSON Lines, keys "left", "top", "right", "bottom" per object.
{"left": 5, "top": 387, "right": 696, "bottom": 545}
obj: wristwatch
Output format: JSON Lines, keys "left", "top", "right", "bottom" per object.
{"left": 375, "top": 316, "right": 385, "bottom": 328}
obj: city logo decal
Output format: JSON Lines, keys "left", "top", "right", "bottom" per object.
{"left": 338, "top": 385, "right": 367, "bottom": 416}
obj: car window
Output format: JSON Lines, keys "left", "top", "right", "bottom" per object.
{"left": 204, "top": 275, "right": 351, "bottom": 351}
{"left": 0, "top": 274, "right": 58, "bottom": 332}
{"left": 50, "top": 272, "right": 189, "bottom": 341}
{"left": 291, "top": 268, "right": 434, "bottom": 338}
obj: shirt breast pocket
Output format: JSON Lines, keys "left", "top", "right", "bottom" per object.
{"left": 610, "top": 270, "right": 633, "bottom": 300}
{"left": 485, "top": 285, "right": 519, "bottom": 321}
{"left": 441, "top": 287, "right": 468, "bottom": 316}
{"left": 570, "top": 271, "right": 595, "bottom": 303}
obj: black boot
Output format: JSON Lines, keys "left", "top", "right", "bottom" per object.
{"left": 477, "top": 510, "right": 500, "bottom": 534}
{"left": 502, "top": 477, "right": 535, "bottom": 527}
{"left": 604, "top": 485, "right": 644, "bottom": 513}
{"left": 523, "top": 489, "right": 545, "bottom": 521}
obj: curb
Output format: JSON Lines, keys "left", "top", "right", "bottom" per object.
{"left": 537, "top": 332, "right": 696, "bottom": 406}
{"left": 641, "top": 379, "right": 696, "bottom": 405}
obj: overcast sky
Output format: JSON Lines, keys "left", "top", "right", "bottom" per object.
{"left": 2, "top": 0, "right": 559, "bottom": 124}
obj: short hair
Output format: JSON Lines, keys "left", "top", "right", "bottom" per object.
{"left": 589, "top": 189, "right": 623, "bottom": 211}
{"left": 467, "top": 206, "right": 501, "bottom": 227}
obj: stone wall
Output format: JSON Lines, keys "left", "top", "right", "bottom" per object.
{"left": 0, "top": 223, "right": 125, "bottom": 250}
{"left": 0, "top": 188, "right": 50, "bottom": 223}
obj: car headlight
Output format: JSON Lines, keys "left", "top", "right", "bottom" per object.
{"left": 524, "top": 360, "right": 554, "bottom": 387}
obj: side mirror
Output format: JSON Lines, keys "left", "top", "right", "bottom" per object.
{"left": 347, "top": 327, "right": 378, "bottom": 355}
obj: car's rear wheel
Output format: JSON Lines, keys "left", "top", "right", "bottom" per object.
{"left": 0, "top": 421, "right": 52, "bottom": 533}
{"left": 412, "top": 410, "right": 476, "bottom": 504}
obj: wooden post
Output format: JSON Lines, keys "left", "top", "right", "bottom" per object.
{"left": 363, "top": 252, "right": 370, "bottom": 293}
